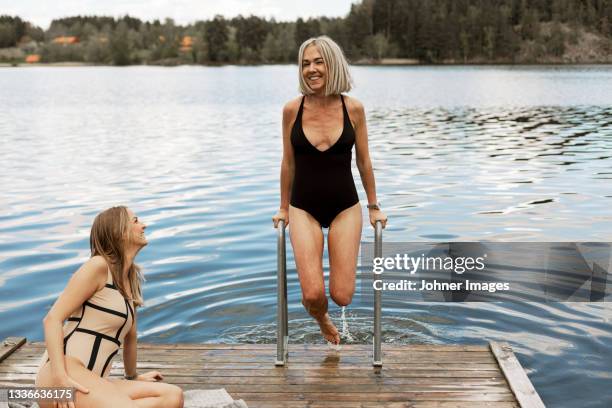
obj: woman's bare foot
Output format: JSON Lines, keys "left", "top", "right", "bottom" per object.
{"left": 316, "top": 313, "right": 340, "bottom": 344}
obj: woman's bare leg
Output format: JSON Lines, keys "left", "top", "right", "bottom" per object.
{"left": 328, "top": 203, "right": 362, "bottom": 307}
{"left": 110, "top": 379, "right": 183, "bottom": 408}
{"left": 289, "top": 205, "right": 340, "bottom": 344}
{"left": 36, "top": 358, "right": 183, "bottom": 408}
{"left": 36, "top": 357, "right": 137, "bottom": 408}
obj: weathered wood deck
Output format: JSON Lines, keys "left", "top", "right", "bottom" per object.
{"left": 0, "top": 338, "right": 544, "bottom": 407}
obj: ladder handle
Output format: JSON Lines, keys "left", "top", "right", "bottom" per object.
{"left": 276, "top": 220, "right": 288, "bottom": 365}
{"left": 373, "top": 220, "right": 383, "bottom": 366}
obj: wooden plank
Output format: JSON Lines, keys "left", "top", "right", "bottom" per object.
{"left": 133, "top": 347, "right": 495, "bottom": 355}
{"left": 195, "top": 392, "right": 516, "bottom": 402}
{"left": 0, "top": 372, "right": 506, "bottom": 386}
{"left": 0, "top": 349, "right": 497, "bottom": 365}
{"left": 117, "top": 347, "right": 497, "bottom": 356}
{"left": 119, "top": 382, "right": 513, "bottom": 393}
{"left": 0, "top": 376, "right": 512, "bottom": 392}
{"left": 0, "top": 337, "right": 26, "bottom": 364}
{"left": 489, "top": 342, "right": 545, "bottom": 408}
{"left": 135, "top": 343, "right": 491, "bottom": 352}
{"left": 0, "top": 359, "right": 503, "bottom": 371}
{"left": 132, "top": 349, "right": 497, "bottom": 360}
{"left": 245, "top": 403, "right": 520, "bottom": 408}
{"left": 22, "top": 342, "right": 492, "bottom": 352}
{"left": 108, "top": 354, "right": 498, "bottom": 364}
{"left": 0, "top": 366, "right": 505, "bottom": 379}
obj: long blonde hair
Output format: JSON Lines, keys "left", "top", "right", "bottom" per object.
{"left": 298, "top": 35, "right": 352, "bottom": 96}
{"left": 90, "top": 206, "right": 144, "bottom": 306}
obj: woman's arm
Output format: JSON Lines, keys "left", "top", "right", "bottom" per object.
{"left": 351, "top": 97, "right": 387, "bottom": 228}
{"left": 43, "top": 255, "right": 107, "bottom": 389}
{"left": 273, "top": 99, "right": 298, "bottom": 227}
{"left": 123, "top": 305, "right": 164, "bottom": 382}
{"left": 122, "top": 310, "right": 138, "bottom": 378}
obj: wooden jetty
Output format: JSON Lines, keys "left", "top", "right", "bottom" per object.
{"left": 0, "top": 337, "right": 545, "bottom": 407}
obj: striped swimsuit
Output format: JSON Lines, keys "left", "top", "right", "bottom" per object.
{"left": 45, "top": 267, "right": 135, "bottom": 377}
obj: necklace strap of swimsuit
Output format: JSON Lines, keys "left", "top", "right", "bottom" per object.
{"left": 340, "top": 94, "right": 350, "bottom": 122}
{"left": 298, "top": 95, "right": 306, "bottom": 117}
{"left": 340, "top": 94, "right": 348, "bottom": 112}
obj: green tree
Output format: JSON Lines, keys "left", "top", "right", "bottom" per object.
{"left": 277, "top": 24, "right": 297, "bottom": 61}
{"left": 40, "top": 42, "right": 85, "bottom": 62}
{"left": 85, "top": 34, "right": 111, "bottom": 63}
{"left": 223, "top": 26, "right": 239, "bottom": 62}
{"left": 484, "top": 26, "right": 496, "bottom": 59}
{"left": 193, "top": 33, "right": 209, "bottom": 64}
{"left": 205, "top": 15, "right": 228, "bottom": 62}
{"left": 262, "top": 32, "right": 279, "bottom": 62}
{"left": 496, "top": 5, "right": 520, "bottom": 59}
{"left": 344, "top": 2, "right": 372, "bottom": 58}
{"left": 460, "top": 29, "right": 470, "bottom": 63}
{"left": 0, "top": 22, "right": 16, "bottom": 47}
{"left": 415, "top": 1, "right": 436, "bottom": 61}
{"left": 0, "top": 16, "right": 28, "bottom": 47}
{"left": 295, "top": 18, "right": 321, "bottom": 45}
{"left": 25, "top": 23, "right": 45, "bottom": 42}
{"left": 365, "top": 33, "right": 389, "bottom": 60}
{"left": 260, "top": 22, "right": 296, "bottom": 63}
{"left": 521, "top": 6, "right": 540, "bottom": 40}
{"left": 46, "top": 22, "right": 68, "bottom": 41}
{"left": 110, "top": 21, "right": 130, "bottom": 65}
{"left": 549, "top": 20, "right": 565, "bottom": 56}
{"left": 233, "top": 15, "right": 269, "bottom": 62}
{"left": 156, "top": 18, "right": 179, "bottom": 60}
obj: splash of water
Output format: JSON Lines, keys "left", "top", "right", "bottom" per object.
{"left": 340, "top": 306, "right": 355, "bottom": 343}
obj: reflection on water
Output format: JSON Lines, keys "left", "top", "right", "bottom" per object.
{"left": 0, "top": 66, "right": 611, "bottom": 408}
{"left": 370, "top": 105, "right": 612, "bottom": 242}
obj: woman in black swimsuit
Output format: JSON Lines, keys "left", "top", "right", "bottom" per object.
{"left": 273, "top": 36, "right": 387, "bottom": 345}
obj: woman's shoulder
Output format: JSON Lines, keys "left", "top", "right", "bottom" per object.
{"left": 283, "top": 96, "right": 303, "bottom": 116}
{"left": 342, "top": 94, "right": 365, "bottom": 119}
{"left": 87, "top": 255, "right": 109, "bottom": 270}
{"left": 342, "top": 94, "right": 364, "bottom": 110}
{"left": 79, "top": 255, "right": 109, "bottom": 290}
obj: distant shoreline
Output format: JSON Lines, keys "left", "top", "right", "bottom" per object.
{"left": 2, "top": 59, "right": 612, "bottom": 68}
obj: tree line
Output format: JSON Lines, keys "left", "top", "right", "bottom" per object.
{"left": 1, "top": 0, "right": 610, "bottom": 65}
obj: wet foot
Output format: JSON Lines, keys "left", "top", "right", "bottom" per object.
{"left": 316, "top": 313, "right": 340, "bottom": 345}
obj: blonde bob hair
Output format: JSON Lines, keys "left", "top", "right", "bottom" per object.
{"left": 90, "top": 206, "right": 144, "bottom": 306}
{"left": 298, "top": 35, "right": 352, "bottom": 96}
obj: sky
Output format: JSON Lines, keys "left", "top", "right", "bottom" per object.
{"left": 0, "top": 0, "right": 357, "bottom": 29}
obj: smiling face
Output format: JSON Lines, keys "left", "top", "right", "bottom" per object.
{"left": 302, "top": 44, "right": 326, "bottom": 94}
{"left": 126, "top": 208, "right": 147, "bottom": 249}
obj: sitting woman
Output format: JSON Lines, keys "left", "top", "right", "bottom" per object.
{"left": 36, "top": 206, "right": 184, "bottom": 408}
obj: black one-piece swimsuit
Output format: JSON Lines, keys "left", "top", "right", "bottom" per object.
{"left": 290, "top": 95, "right": 359, "bottom": 228}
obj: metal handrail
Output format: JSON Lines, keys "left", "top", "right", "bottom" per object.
{"left": 373, "top": 220, "right": 383, "bottom": 366}
{"left": 275, "top": 220, "right": 288, "bottom": 366}
{"left": 275, "top": 219, "right": 383, "bottom": 367}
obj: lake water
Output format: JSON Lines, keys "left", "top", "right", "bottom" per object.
{"left": 0, "top": 65, "right": 611, "bottom": 407}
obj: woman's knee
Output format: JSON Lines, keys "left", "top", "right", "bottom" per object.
{"left": 162, "top": 383, "right": 184, "bottom": 408}
{"left": 301, "top": 288, "right": 326, "bottom": 309}
{"left": 330, "top": 287, "right": 354, "bottom": 306}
